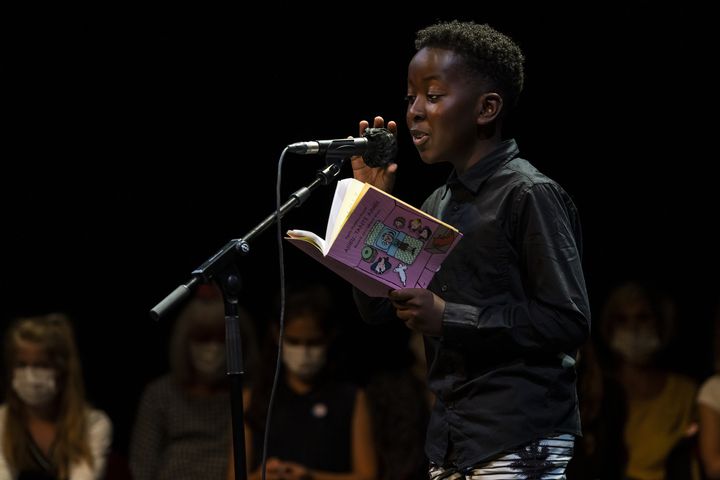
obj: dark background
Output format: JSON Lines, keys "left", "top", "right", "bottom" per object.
{"left": 2, "top": 6, "right": 716, "bottom": 455}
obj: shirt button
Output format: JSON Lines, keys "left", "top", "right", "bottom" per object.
{"left": 452, "top": 205, "right": 459, "bottom": 211}
{"left": 441, "top": 284, "right": 448, "bottom": 292}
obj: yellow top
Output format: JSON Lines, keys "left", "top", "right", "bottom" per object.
{"left": 624, "top": 373, "right": 698, "bottom": 480}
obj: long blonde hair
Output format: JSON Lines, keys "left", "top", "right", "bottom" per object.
{"left": 2, "top": 313, "right": 93, "bottom": 477}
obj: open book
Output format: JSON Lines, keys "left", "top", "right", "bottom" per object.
{"left": 286, "top": 178, "right": 462, "bottom": 297}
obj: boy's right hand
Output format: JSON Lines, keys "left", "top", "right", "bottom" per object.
{"left": 351, "top": 116, "right": 398, "bottom": 193}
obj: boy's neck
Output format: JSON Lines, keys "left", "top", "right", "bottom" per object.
{"left": 453, "top": 134, "right": 503, "bottom": 175}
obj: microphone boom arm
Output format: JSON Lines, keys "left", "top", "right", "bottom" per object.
{"left": 149, "top": 157, "right": 346, "bottom": 320}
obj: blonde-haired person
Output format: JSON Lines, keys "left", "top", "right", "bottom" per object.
{"left": 0, "top": 313, "right": 112, "bottom": 480}
{"left": 130, "top": 284, "right": 259, "bottom": 480}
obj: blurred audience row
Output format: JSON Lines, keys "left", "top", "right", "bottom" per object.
{"left": 1, "top": 280, "right": 718, "bottom": 479}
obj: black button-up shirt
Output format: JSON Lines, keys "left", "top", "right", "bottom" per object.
{"left": 354, "top": 139, "right": 590, "bottom": 468}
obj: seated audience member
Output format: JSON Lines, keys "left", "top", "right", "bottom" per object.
{"left": 600, "top": 281, "right": 699, "bottom": 480}
{"left": 130, "top": 284, "right": 258, "bottom": 480}
{"left": 0, "top": 313, "right": 112, "bottom": 480}
{"left": 229, "top": 284, "right": 376, "bottom": 480}
{"left": 566, "top": 340, "right": 628, "bottom": 479}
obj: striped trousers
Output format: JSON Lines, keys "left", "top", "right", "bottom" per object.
{"left": 429, "top": 434, "right": 574, "bottom": 479}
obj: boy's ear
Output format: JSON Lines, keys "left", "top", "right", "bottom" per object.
{"left": 476, "top": 92, "right": 503, "bottom": 125}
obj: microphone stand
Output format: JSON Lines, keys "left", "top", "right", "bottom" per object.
{"left": 150, "top": 153, "right": 347, "bottom": 480}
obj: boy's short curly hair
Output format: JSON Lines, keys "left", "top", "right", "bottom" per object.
{"left": 415, "top": 20, "right": 525, "bottom": 107}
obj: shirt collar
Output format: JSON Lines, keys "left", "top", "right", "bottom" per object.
{"left": 443, "top": 139, "right": 520, "bottom": 196}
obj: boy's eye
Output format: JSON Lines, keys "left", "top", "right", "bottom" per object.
{"left": 405, "top": 95, "right": 416, "bottom": 104}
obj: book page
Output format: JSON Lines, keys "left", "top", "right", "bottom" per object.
{"left": 326, "top": 178, "right": 367, "bottom": 248}
{"left": 286, "top": 229, "right": 326, "bottom": 253}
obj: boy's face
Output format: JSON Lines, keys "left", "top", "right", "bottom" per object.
{"left": 406, "top": 47, "right": 484, "bottom": 167}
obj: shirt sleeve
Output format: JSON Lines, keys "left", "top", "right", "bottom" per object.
{"left": 69, "top": 408, "right": 113, "bottom": 480}
{"left": 129, "top": 382, "right": 166, "bottom": 480}
{"left": 0, "top": 406, "right": 13, "bottom": 480}
{"left": 88, "top": 409, "right": 113, "bottom": 479}
{"left": 443, "top": 182, "right": 590, "bottom": 355}
{"left": 698, "top": 375, "right": 720, "bottom": 412}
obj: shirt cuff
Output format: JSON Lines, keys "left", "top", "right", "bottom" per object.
{"left": 441, "top": 302, "right": 485, "bottom": 347}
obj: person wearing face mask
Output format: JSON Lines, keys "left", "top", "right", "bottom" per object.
{"left": 599, "top": 281, "right": 700, "bottom": 480}
{"left": 281, "top": 340, "right": 327, "bottom": 382}
{"left": 230, "top": 283, "right": 376, "bottom": 480}
{"left": 0, "top": 313, "right": 113, "bottom": 480}
{"left": 129, "top": 284, "right": 259, "bottom": 480}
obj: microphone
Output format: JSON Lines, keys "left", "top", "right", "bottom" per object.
{"left": 287, "top": 127, "right": 397, "bottom": 167}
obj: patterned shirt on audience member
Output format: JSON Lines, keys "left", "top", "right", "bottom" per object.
{"left": 129, "top": 375, "right": 230, "bottom": 480}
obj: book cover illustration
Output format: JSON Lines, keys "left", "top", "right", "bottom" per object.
{"left": 287, "top": 179, "right": 462, "bottom": 297}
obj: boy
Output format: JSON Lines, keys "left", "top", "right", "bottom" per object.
{"left": 352, "top": 20, "right": 590, "bottom": 479}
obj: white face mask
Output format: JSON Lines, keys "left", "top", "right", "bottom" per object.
{"left": 189, "top": 341, "right": 226, "bottom": 381}
{"left": 282, "top": 343, "right": 327, "bottom": 380}
{"left": 12, "top": 367, "right": 58, "bottom": 407}
{"left": 610, "top": 326, "right": 662, "bottom": 365}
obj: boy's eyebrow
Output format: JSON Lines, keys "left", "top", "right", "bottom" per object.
{"left": 408, "top": 74, "right": 443, "bottom": 85}
{"left": 421, "top": 74, "right": 443, "bottom": 81}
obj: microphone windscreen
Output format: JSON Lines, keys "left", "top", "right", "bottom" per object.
{"left": 363, "top": 127, "right": 398, "bottom": 167}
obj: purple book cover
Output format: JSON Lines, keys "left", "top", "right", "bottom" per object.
{"left": 288, "top": 181, "right": 462, "bottom": 297}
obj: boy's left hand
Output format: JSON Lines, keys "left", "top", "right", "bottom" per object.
{"left": 389, "top": 288, "right": 445, "bottom": 336}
